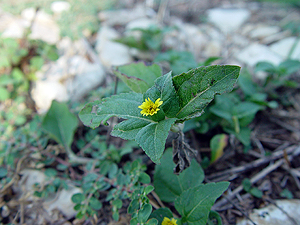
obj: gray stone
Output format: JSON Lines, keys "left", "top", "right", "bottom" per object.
{"left": 236, "top": 43, "right": 283, "bottom": 67}
{"left": 204, "top": 40, "right": 222, "bottom": 57}
{"left": 261, "top": 30, "right": 290, "bottom": 45}
{"left": 21, "top": 8, "right": 60, "bottom": 44}
{"left": 31, "top": 80, "right": 69, "bottom": 114}
{"left": 51, "top": 1, "right": 71, "bottom": 14}
{"left": 207, "top": 8, "right": 251, "bottom": 33}
{"left": 1, "top": 19, "right": 28, "bottom": 38}
{"left": 95, "top": 26, "right": 133, "bottom": 68}
{"left": 98, "top": 4, "right": 155, "bottom": 26}
{"left": 270, "top": 37, "right": 300, "bottom": 60}
{"left": 44, "top": 186, "right": 82, "bottom": 217}
{"left": 249, "top": 26, "right": 281, "bottom": 39}
{"left": 19, "top": 169, "right": 47, "bottom": 194}
{"left": 66, "top": 55, "right": 105, "bottom": 101}
{"left": 237, "top": 199, "right": 300, "bottom": 225}
{"left": 126, "top": 17, "right": 157, "bottom": 30}
{"left": 99, "top": 41, "right": 133, "bottom": 68}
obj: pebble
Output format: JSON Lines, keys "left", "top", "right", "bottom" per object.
{"left": 207, "top": 8, "right": 251, "bottom": 33}
{"left": 237, "top": 199, "right": 300, "bottom": 225}
{"left": 31, "top": 80, "right": 69, "bottom": 114}
{"left": 270, "top": 37, "right": 300, "bottom": 60}
{"left": 44, "top": 186, "right": 82, "bottom": 218}
{"left": 51, "top": 1, "right": 71, "bottom": 14}
{"left": 236, "top": 43, "right": 283, "bottom": 67}
{"left": 249, "top": 25, "right": 281, "bottom": 39}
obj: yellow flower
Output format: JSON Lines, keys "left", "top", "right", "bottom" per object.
{"left": 138, "top": 98, "right": 163, "bottom": 116}
{"left": 162, "top": 217, "right": 177, "bottom": 225}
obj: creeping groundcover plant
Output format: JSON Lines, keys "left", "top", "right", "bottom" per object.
{"left": 79, "top": 62, "right": 241, "bottom": 224}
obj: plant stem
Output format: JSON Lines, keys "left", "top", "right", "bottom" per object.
{"left": 65, "top": 146, "right": 92, "bottom": 164}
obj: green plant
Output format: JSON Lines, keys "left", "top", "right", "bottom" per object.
{"left": 183, "top": 67, "right": 279, "bottom": 157}
{"left": 0, "top": 35, "right": 58, "bottom": 139}
{"left": 115, "top": 25, "right": 169, "bottom": 52}
{"left": 80, "top": 62, "right": 240, "bottom": 164}
{"left": 150, "top": 149, "right": 229, "bottom": 225}
{"left": 255, "top": 60, "right": 300, "bottom": 92}
{"left": 154, "top": 50, "right": 197, "bottom": 75}
{"left": 79, "top": 62, "right": 240, "bottom": 224}
{"left": 242, "top": 178, "right": 263, "bottom": 198}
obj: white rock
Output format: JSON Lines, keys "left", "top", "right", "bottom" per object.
{"left": 237, "top": 199, "right": 300, "bottom": 225}
{"left": 163, "top": 29, "right": 186, "bottom": 52}
{"left": 0, "top": 12, "right": 16, "bottom": 33}
{"left": 126, "top": 17, "right": 157, "bottom": 30}
{"left": 270, "top": 37, "right": 300, "bottom": 60}
{"left": 249, "top": 26, "right": 281, "bottom": 39}
{"left": 232, "top": 34, "right": 250, "bottom": 47}
{"left": 66, "top": 56, "right": 105, "bottom": 101}
{"left": 31, "top": 80, "right": 69, "bottom": 113}
{"left": 95, "top": 26, "right": 120, "bottom": 53}
{"left": 98, "top": 4, "right": 155, "bottom": 26}
{"left": 204, "top": 40, "right": 222, "bottom": 57}
{"left": 19, "top": 169, "right": 47, "bottom": 193}
{"left": 99, "top": 41, "right": 133, "bottom": 68}
{"left": 51, "top": 1, "right": 71, "bottom": 14}
{"left": 262, "top": 30, "right": 290, "bottom": 45}
{"left": 1, "top": 19, "right": 27, "bottom": 38}
{"left": 44, "top": 186, "right": 82, "bottom": 217}
{"left": 241, "top": 24, "right": 256, "bottom": 36}
{"left": 207, "top": 8, "right": 251, "bottom": 33}
{"left": 182, "top": 23, "right": 208, "bottom": 59}
{"left": 95, "top": 26, "right": 133, "bottom": 68}
{"left": 21, "top": 8, "right": 60, "bottom": 44}
{"left": 236, "top": 43, "right": 283, "bottom": 67}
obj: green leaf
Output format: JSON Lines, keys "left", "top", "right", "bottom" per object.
{"left": 224, "top": 127, "right": 251, "bottom": 146}
{"left": 279, "top": 59, "right": 300, "bottom": 75}
{"left": 238, "top": 69, "right": 258, "bottom": 96}
{"left": 255, "top": 61, "right": 276, "bottom": 73}
{"left": 173, "top": 65, "right": 240, "bottom": 120}
{"left": 146, "top": 218, "right": 158, "bottom": 225}
{"left": 207, "top": 211, "right": 223, "bottom": 225}
{"left": 0, "top": 167, "right": 8, "bottom": 178}
{"left": 249, "top": 188, "right": 263, "bottom": 198}
{"left": 128, "top": 199, "right": 140, "bottom": 214}
{"left": 138, "top": 204, "right": 152, "bottom": 223}
{"left": 80, "top": 92, "right": 175, "bottom": 163}
{"left": 280, "top": 188, "right": 293, "bottom": 199}
{"left": 42, "top": 100, "right": 78, "bottom": 148}
{"left": 78, "top": 100, "right": 103, "bottom": 129}
{"left": 175, "top": 182, "right": 230, "bottom": 225}
{"left": 155, "top": 50, "right": 197, "bottom": 75}
{"left": 71, "top": 193, "right": 85, "bottom": 204}
{"left": 89, "top": 197, "right": 102, "bottom": 210}
{"left": 112, "top": 199, "right": 122, "bottom": 209}
{"left": 135, "top": 118, "right": 176, "bottom": 163}
{"left": 45, "top": 168, "right": 58, "bottom": 177}
{"left": 149, "top": 208, "right": 173, "bottom": 224}
{"left": 153, "top": 149, "right": 204, "bottom": 202}
{"left": 242, "top": 178, "right": 252, "bottom": 192}
{"left": 30, "top": 56, "right": 44, "bottom": 71}
{"left": 144, "top": 185, "right": 154, "bottom": 195}
{"left": 139, "top": 172, "right": 151, "bottom": 184}
{"left": 210, "top": 134, "right": 228, "bottom": 163}
{"left": 144, "top": 71, "right": 181, "bottom": 118}
{"left": 0, "top": 87, "right": 10, "bottom": 101}
{"left": 114, "top": 62, "right": 162, "bottom": 93}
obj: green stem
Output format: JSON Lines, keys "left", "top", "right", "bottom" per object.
{"left": 287, "top": 36, "right": 299, "bottom": 59}
{"left": 65, "top": 146, "right": 92, "bottom": 164}
{"left": 170, "top": 123, "right": 184, "bottom": 133}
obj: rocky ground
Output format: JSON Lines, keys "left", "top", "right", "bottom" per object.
{"left": 1, "top": 0, "right": 300, "bottom": 224}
